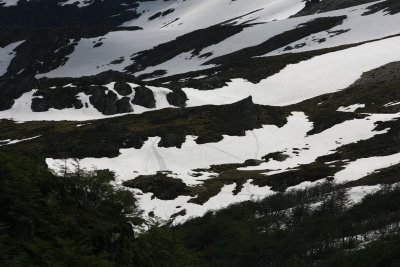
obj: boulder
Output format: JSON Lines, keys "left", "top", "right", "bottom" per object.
{"left": 114, "top": 81, "right": 132, "bottom": 96}
{"left": 166, "top": 88, "right": 188, "bottom": 107}
{"left": 131, "top": 86, "right": 156, "bottom": 108}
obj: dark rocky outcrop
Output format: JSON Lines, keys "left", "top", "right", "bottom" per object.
{"left": 114, "top": 81, "right": 132, "bottom": 96}
{"left": 38, "top": 70, "right": 138, "bottom": 88}
{"left": 262, "top": 152, "right": 290, "bottom": 162}
{"left": 122, "top": 172, "right": 189, "bottom": 200}
{"left": 88, "top": 86, "right": 133, "bottom": 115}
{"left": 87, "top": 86, "right": 119, "bottom": 115}
{"left": 158, "top": 134, "right": 186, "bottom": 148}
{"left": 31, "top": 87, "right": 83, "bottom": 112}
{"left": 116, "top": 97, "right": 133, "bottom": 114}
{"left": 223, "top": 96, "right": 262, "bottom": 135}
{"left": 166, "top": 88, "right": 188, "bottom": 107}
{"left": 195, "top": 134, "right": 223, "bottom": 144}
{"left": 131, "top": 86, "right": 156, "bottom": 108}
{"left": 0, "top": 76, "right": 37, "bottom": 111}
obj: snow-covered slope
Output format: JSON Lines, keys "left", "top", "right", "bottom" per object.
{"left": 1, "top": 0, "right": 400, "bottom": 223}
{"left": 34, "top": 1, "right": 400, "bottom": 81}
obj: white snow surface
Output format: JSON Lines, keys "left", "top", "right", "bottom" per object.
{"left": 348, "top": 185, "right": 381, "bottom": 204}
{"left": 184, "top": 36, "right": 400, "bottom": 107}
{"left": 124, "top": 0, "right": 305, "bottom": 31}
{"left": 136, "top": 181, "right": 273, "bottom": 224}
{"left": 25, "top": 35, "right": 400, "bottom": 122}
{"left": 0, "top": 0, "right": 19, "bottom": 7}
{"left": 384, "top": 101, "right": 400, "bottom": 107}
{"left": 337, "top": 104, "right": 366, "bottom": 112}
{"left": 46, "top": 111, "right": 400, "bottom": 222}
{"left": 37, "top": 0, "right": 306, "bottom": 79}
{"left": 36, "top": 1, "right": 400, "bottom": 80}
{"left": 335, "top": 153, "right": 400, "bottom": 183}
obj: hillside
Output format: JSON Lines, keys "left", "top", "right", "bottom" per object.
{"left": 0, "top": 0, "right": 400, "bottom": 265}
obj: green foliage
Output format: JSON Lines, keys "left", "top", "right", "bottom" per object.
{"left": 0, "top": 153, "right": 129, "bottom": 265}
{"left": 1, "top": 152, "right": 399, "bottom": 266}
{"left": 173, "top": 184, "right": 400, "bottom": 266}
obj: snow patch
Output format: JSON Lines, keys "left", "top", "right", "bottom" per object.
{"left": 334, "top": 152, "right": 400, "bottom": 183}
{"left": 337, "top": 104, "right": 365, "bottom": 112}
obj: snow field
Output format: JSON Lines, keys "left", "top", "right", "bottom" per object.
{"left": 46, "top": 111, "right": 400, "bottom": 222}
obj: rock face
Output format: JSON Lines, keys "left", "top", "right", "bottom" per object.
{"left": 116, "top": 97, "right": 133, "bottom": 113}
{"left": 0, "top": 77, "right": 37, "bottom": 110}
{"left": 114, "top": 81, "right": 132, "bottom": 96}
{"left": 195, "top": 134, "right": 224, "bottom": 144}
{"left": 158, "top": 134, "right": 186, "bottom": 148}
{"left": 88, "top": 86, "right": 132, "bottom": 115}
{"left": 131, "top": 86, "right": 156, "bottom": 108}
{"left": 223, "top": 96, "right": 262, "bottom": 135}
{"left": 166, "top": 88, "right": 188, "bottom": 107}
{"left": 31, "top": 87, "right": 83, "bottom": 112}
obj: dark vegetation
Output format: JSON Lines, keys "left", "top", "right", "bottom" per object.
{"left": 1, "top": 1, "right": 400, "bottom": 266}
{"left": 0, "top": 96, "right": 289, "bottom": 159}
{"left": 123, "top": 172, "right": 189, "bottom": 200}
{"left": 1, "top": 152, "right": 400, "bottom": 266}
{"left": 1, "top": 61, "right": 399, "bottom": 204}
{"left": 0, "top": 152, "right": 199, "bottom": 266}
{"left": 205, "top": 16, "right": 347, "bottom": 66}
{"left": 175, "top": 182, "right": 400, "bottom": 267}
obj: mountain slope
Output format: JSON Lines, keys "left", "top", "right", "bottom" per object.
{"left": 0, "top": 0, "right": 399, "bottom": 225}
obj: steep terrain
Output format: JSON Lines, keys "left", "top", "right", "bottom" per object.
{"left": 1, "top": 1, "right": 400, "bottom": 257}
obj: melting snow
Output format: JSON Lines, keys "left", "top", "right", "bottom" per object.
{"left": 335, "top": 153, "right": 400, "bottom": 183}
{"left": 184, "top": 36, "right": 400, "bottom": 107}
{"left": 0, "top": 135, "right": 41, "bottom": 146}
{"left": 46, "top": 111, "right": 400, "bottom": 222}
{"left": 337, "top": 104, "right": 365, "bottom": 112}
{"left": 0, "top": 85, "right": 174, "bottom": 122}
{"left": 0, "top": 41, "right": 23, "bottom": 76}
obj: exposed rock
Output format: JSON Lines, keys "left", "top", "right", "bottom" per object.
{"left": 351, "top": 61, "right": 400, "bottom": 87}
{"left": 166, "top": 88, "right": 188, "bottom": 107}
{"left": 116, "top": 97, "right": 133, "bottom": 113}
{"left": 131, "top": 86, "right": 156, "bottom": 108}
{"left": 114, "top": 81, "right": 132, "bottom": 96}
{"left": 88, "top": 86, "right": 119, "bottom": 115}
{"left": 195, "top": 134, "right": 223, "bottom": 144}
{"left": 158, "top": 133, "right": 186, "bottom": 148}
{"left": 262, "top": 152, "right": 290, "bottom": 162}
{"left": 224, "top": 96, "right": 261, "bottom": 135}
{"left": 86, "top": 86, "right": 132, "bottom": 115}
{"left": 0, "top": 76, "right": 37, "bottom": 111}
{"left": 31, "top": 87, "right": 83, "bottom": 112}
{"left": 122, "top": 172, "right": 189, "bottom": 200}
